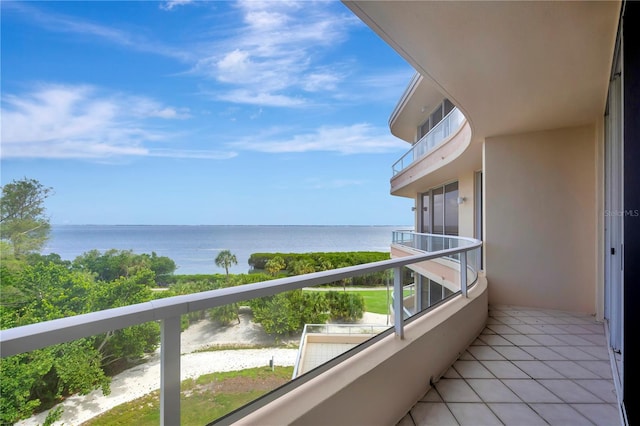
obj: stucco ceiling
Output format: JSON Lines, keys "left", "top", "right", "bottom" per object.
{"left": 345, "top": 1, "right": 620, "bottom": 140}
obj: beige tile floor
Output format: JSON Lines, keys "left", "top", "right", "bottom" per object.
{"left": 398, "top": 305, "right": 621, "bottom": 426}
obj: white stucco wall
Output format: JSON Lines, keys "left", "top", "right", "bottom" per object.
{"left": 484, "top": 125, "right": 597, "bottom": 313}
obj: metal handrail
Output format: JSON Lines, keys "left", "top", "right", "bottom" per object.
{"left": 392, "top": 107, "right": 466, "bottom": 176}
{"left": 0, "top": 233, "right": 481, "bottom": 425}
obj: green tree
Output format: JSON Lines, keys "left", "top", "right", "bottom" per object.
{"left": 265, "top": 256, "right": 286, "bottom": 276}
{"left": 215, "top": 249, "right": 237, "bottom": 279}
{"left": 250, "top": 290, "right": 329, "bottom": 337}
{"left": 72, "top": 249, "right": 175, "bottom": 284}
{"left": 0, "top": 178, "right": 53, "bottom": 257}
{"left": 145, "top": 251, "right": 176, "bottom": 285}
{"left": 325, "top": 291, "right": 365, "bottom": 321}
{"left": 0, "top": 261, "right": 160, "bottom": 423}
{"left": 289, "top": 259, "right": 315, "bottom": 276}
{"left": 0, "top": 263, "right": 110, "bottom": 424}
{"left": 317, "top": 258, "right": 334, "bottom": 272}
{"left": 208, "top": 303, "right": 240, "bottom": 325}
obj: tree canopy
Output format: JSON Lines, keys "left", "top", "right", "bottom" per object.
{"left": 0, "top": 255, "right": 163, "bottom": 424}
{"left": 0, "top": 178, "right": 53, "bottom": 257}
{"left": 214, "top": 249, "right": 238, "bottom": 278}
{"left": 72, "top": 249, "right": 176, "bottom": 285}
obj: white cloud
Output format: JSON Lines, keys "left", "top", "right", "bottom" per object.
{"left": 1, "top": 84, "right": 235, "bottom": 160}
{"left": 4, "top": 2, "right": 191, "bottom": 61}
{"left": 160, "top": 0, "right": 195, "bottom": 11}
{"left": 217, "top": 90, "right": 305, "bottom": 107}
{"left": 303, "top": 71, "right": 343, "bottom": 92}
{"left": 193, "top": 1, "right": 359, "bottom": 107}
{"left": 231, "top": 123, "right": 406, "bottom": 155}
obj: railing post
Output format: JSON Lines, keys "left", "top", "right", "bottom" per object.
{"left": 416, "top": 274, "right": 423, "bottom": 312}
{"left": 160, "top": 316, "right": 181, "bottom": 426}
{"left": 393, "top": 267, "right": 404, "bottom": 339}
{"left": 460, "top": 251, "right": 468, "bottom": 298}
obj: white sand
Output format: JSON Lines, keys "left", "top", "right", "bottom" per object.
{"left": 17, "top": 310, "right": 388, "bottom": 425}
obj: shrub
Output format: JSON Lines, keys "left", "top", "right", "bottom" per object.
{"left": 325, "top": 291, "right": 365, "bottom": 322}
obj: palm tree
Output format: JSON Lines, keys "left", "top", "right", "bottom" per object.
{"left": 215, "top": 249, "right": 238, "bottom": 280}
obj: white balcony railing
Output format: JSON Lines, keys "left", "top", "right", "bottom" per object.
{"left": 0, "top": 233, "right": 481, "bottom": 425}
{"left": 392, "top": 231, "right": 481, "bottom": 317}
{"left": 392, "top": 108, "right": 466, "bottom": 176}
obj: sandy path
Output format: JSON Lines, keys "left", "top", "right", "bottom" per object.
{"left": 17, "top": 310, "right": 388, "bottom": 426}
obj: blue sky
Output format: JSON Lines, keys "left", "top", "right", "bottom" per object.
{"left": 1, "top": 0, "right": 415, "bottom": 225}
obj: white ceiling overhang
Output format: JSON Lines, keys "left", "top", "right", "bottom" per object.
{"left": 345, "top": 1, "right": 621, "bottom": 140}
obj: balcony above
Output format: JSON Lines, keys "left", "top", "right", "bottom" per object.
{"left": 388, "top": 73, "right": 447, "bottom": 143}
{"left": 390, "top": 116, "right": 480, "bottom": 198}
{"left": 392, "top": 107, "right": 465, "bottom": 177}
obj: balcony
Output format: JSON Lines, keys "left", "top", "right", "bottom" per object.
{"left": 398, "top": 304, "right": 621, "bottom": 426}
{"left": 390, "top": 111, "right": 478, "bottom": 198}
{"left": 392, "top": 107, "right": 466, "bottom": 177}
{"left": 1, "top": 234, "right": 484, "bottom": 425}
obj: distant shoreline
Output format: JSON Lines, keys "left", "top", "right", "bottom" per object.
{"left": 45, "top": 225, "right": 408, "bottom": 275}
{"left": 51, "top": 224, "right": 413, "bottom": 227}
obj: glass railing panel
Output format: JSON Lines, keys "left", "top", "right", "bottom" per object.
{"left": 0, "top": 321, "right": 166, "bottom": 426}
{"left": 177, "top": 305, "right": 298, "bottom": 425}
{"left": 465, "top": 246, "right": 482, "bottom": 287}
{"left": 2, "top": 234, "right": 482, "bottom": 425}
{"left": 392, "top": 108, "right": 466, "bottom": 176}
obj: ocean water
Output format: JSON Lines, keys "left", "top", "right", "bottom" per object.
{"left": 44, "top": 225, "right": 411, "bottom": 275}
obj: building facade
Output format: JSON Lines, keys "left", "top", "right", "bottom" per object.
{"left": 344, "top": 1, "right": 637, "bottom": 423}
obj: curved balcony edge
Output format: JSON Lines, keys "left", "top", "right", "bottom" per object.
{"left": 231, "top": 274, "right": 488, "bottom": 426}
{"left": 390, "top": 120, "right": 475, "bottom": 198}
{"left": 392, "top": 107, "right": 466, "bottom": 176}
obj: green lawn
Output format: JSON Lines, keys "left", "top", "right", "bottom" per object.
{"left": 304, "top": 288, "right": 391, "bottom": 315}
{"left": 348, "top": 290, "right": 390, "bottom": 315}
{"left": 304, "top": 287, "right": 414, "bottom": 315}
{"left": 84, "top": 366, "right": 293, "bottom": 426}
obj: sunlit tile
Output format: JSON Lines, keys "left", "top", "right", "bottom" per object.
{"left": 453, "top": 360, "right": 494, "bottom": 378}
{"left": 576, "top": 361, "right": 614, "bottom": 379}
{"left": 435, "top": 379, "right": 482, "bottom": 402}
{"left": 574, "top": 379, "right": 618, "bottom": 403}
{"left": 527, "top": 334, "right": 567, "bottom": 346}
{"left": 478, "top": 334, "right": 513, "bottom": 346}
{"left": 529, "top": 403, "right": 591, "bottom": 426}
{"left": 467, "top": 346, "right": 505, "bottom": 361}
{"left": 552, "top": 334, "right": 596, "bottom": 346}
{"left": 486, "top": 324, "right": 520, "bottom": 334}
{"left": 549, "top": 346, "right": 597, "bottom": 361}
{"left": 512, "top": 361, "right": 564, "bottom": 379}
{"left": 448, "top": 403, "right": 502, "bottom": 426}
{"left": 488, "top": 403, "right": 548, "bottom": 425}
{"left": 570, "top": 403, "right": 620, "bottom": 425}
{"left": 492, "top": 346, "right": 535, "bottom": 361}
{"left": 522, "top": 346, "right": 567, "bottom": 361}
{"left": 544, "top": 361, "right": 599, "bottom": 379}
{"left": 495, "top": 316, "right": 524, "bottom": 325}
{"left": 502, "top": 379, "right": 562, "bottom": 403}
{"left": 481, "top": 361, "right": 529, "bottom": 379}
{"left": 466, "top": 379, "right": 521, "bottom": 402}
{"left": 444, "top": 366, "right": 462, "bottom": 379}
{"left": 420, "top": 388, "right": 444, "bottom": 402}
{"left": 502, "top": 334, "right": 540, "bottom": 346}
{"left": 410, "top": 402, "right": 459, "bottom": 426}
{"left": 397, "top": 413, "right": 415, "bottom": 426}
{"left": 459, "top": 351, "right": 475, "bottom": 360}
{"left": 509, "top": 324, "right": 543, "bottom": 334}
{"left": 532, "top": 324, "right": 569, "bottom": 334}
{"left": 518, "top": 316, "right": 549, "bottom": 325}
{"left": 538, "top": 379, "right": 602, "bottom": 403}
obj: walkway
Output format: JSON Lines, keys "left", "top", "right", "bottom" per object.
{"left": 398, "top": 305, "right": 621, "bottom": 426}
